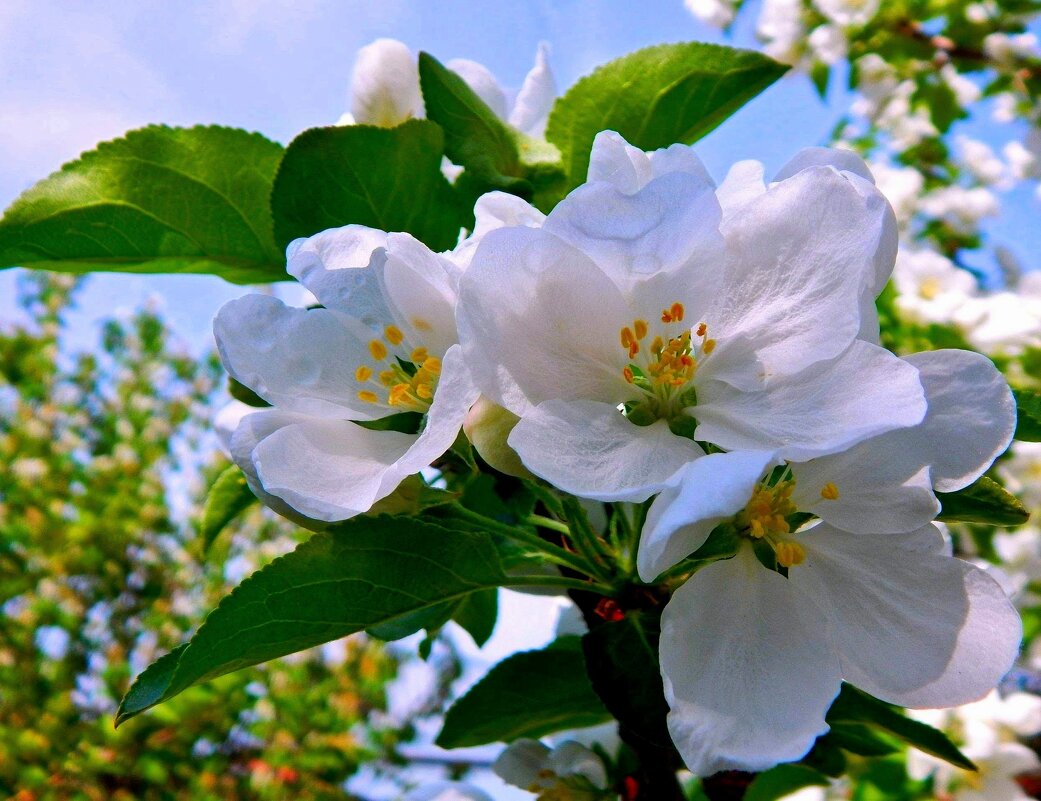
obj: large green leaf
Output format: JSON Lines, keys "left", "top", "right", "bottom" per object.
{"left": 117, "top": 516, "right": 506, "bottom": 725}
{"left": 270, "top": 120, "right": 465, "bottom": 252}
{"left": 0, "top": 126, "right": 286, "bottom": 283}
{"left": 436, "top": 636, "right": 611, "bottom": 748}
{"left": 545, "top": 42, "right": 788, "bottom": 188}
{"left": 200, "top": 465, "right": 257, "bottom": 550}
{"left": 827, "top": 685, "right": 975, "bottom": 771}
{"left": 1014, "top": 388, "right": 1041, "bottom": 442}
{"left": 936, "top": 476, "right": 1028, "bottom": 526}
{"left": 744, "top": 764, "right": 829, "bottom": 801}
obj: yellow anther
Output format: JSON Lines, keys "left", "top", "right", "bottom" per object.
{"left": 703, "top": 338, "right": 717, "bottom": 355}
{"left": 696, "top": 322, "right": 707, "bottom": 337}
{"left": 355, "top": 365, "right": 373, "bottom": 382}
{"left": 412, "top": 317, "right": 433, "bottom": 331}
{"left": 422, "top": 356, "right": 442, "bottom": 375}
{"left": 416, "top": 383, "right": 433, "bottom": 400}
{"left": 775, "top": 540, "right": 806, "bottom": 568}
{"left": 623, "top": 366, "right": 635, "bottom": 383}
{"left": 621, "top": 326, "right": 635, "bottom": 349}
{"left": 388, "top": 383, "right": 412, "bottom": 406}
{"left": 821, "top": 482, "right": 840, "bottom": 500}
{"left": 357, "top": 390, "right": 379, "bottom": 404}
{"left": 369, "top": 340, "right": 387, "bottom": 361}
{"left": 379, "top": 370, "right": 396, "bottom": 386}
{"left": 651, "top": 335, "right": 664, "bottom": 354}
{"left": 634, "top": 319, "right": 649, "bottom": 340}
{"left": 384, "top": 325, "right": 404, "bottom": 345}
{"left": 671, "top": 302, "right": 685, "bottom": 322}
{"left": 411, "top": 347, "right": 429, "bottom": 364}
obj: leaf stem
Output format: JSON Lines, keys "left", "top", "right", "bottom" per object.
{"left": 525, "top": 514, "right": 570, "bottom": 536}
{"left": 505, "top": 574, "right": 614, "bottom": 595}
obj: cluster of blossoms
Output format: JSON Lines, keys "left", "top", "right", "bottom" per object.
{"left": 216, "top": 126, "right": 1022, "bottom": 780}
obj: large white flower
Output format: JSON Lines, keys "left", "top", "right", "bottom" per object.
{"left": 636, "top": 347, "right": 1019, "bottom": 777}
{"left": 658, "top": 525, "right": 1020, "bottom": 777}
{"left": 339, "top": 38, "right": 556, "bottom": 137}
{"left": 457, "top": 131, "right": 924, "bottom": 502}
{"left": 214, "top": 226, "right": 478, "bottom": 522}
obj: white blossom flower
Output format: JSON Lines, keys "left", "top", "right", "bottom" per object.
{"left": 868, "top": 161, "right": 924, "bottom": 225}
{"left": 685, "top": 0, "right": 737, "bottom": 28}
{"left": 808, "top": 24, "right": 847, "bottom": 66}
{"left": 338, "top": 38, "right": 556, "bottom": 138}
{"left": 214, "top": 227, "right": 478, "bottom": 522}
{"left": 959, "top": 136, "right": 1008, "bottom": 186}
{"left": 637, "top": 349, "right": 1018, "bottom": 776}
{"left": 757, "top": 0, "right": 806, "bottom": 64}
{"left": 812, "top": 0, "right": 880, "bottom": 27}
{"left": 493, "top": 739, "right": 613, "bottom": 798}
{"left": 985, "top": 32, "right": 1041, "bottom": 65}
{"left": 893, "top": 248, "right": 978, "bottom": 326}
{"left": 459, "top": 131, "right": 923, "bottom": 502}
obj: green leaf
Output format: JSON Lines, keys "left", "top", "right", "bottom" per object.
{"left": 200, "top": 465, "right": 257, "bottom": 550}
{"left": 117, "top": 516, "right": 507, "bottom": 725}
{"left": 1014, "top": 388, "right": 1041, "bottom": 442}
{"left": 229, "top": 377, "right": 270, "bottom": 408}
{"left": 824, "top": 722, "right": 900, "bottom": 757}
{"left": 745, "top": 764, "right": 829, "bottom": 801}
{"left": 453, "top": 587, "right": 499, "bottom": 647}
{"left": 270, "top": 120, "right": 465, "bottom": 252}
{"left": 936, "top": 476, "right": 1028, "bottom": 527}
{"left": 418, "top": 53, "right": 524, "bottom": 189}
{"left": 436, "top": 636, "right": 611, "bottom": 748}
{"left": 545, "top": 42, "right": 788, "bottom": 188}
{"left": 827, "top": 684, "right": 975, "bottom": 771}
{"left": 0, "top": 126, "right": 286, "bottom": 283}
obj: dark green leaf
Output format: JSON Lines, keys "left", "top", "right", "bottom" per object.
{"left": 827, "top": 684, "right": 975, "bottom": 771}
{"left": 229, "top": 377, "right": 270, "bottom": 408}
{"left": 270, "top": 120, "right": 465, "bottom": 252}
{"left": 936, "top": 476, "right": 1028, "bottom": 526}
{"left": 117, "top": 516, "right": 506, "bottom": 725}
{"left": 1014, "top": 388, "right": 1041, "bottom": 442}
{"left": 545, "top": 42, "right": 788, "bottom": 188}
{"left": 436, "top": 636, "right": 611, "bottom": 748}
{"left": 453, "top": 587, "right": 498, "bottom": 647}
{"left": 745, "top": 764, "right": 829, "bottom": 801}
{"left": 418, "top": 52, "right": 524, "bottom": 188}
{"left": 824, "top": 722, "right": 900, "bottom": 757}
{"left": 200, "top": 465, "right": 257, "bottom": 550}
{"left": 0, "top": 126, "right": 286, "bottom": 282}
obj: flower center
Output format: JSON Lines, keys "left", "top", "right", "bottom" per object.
{"left": 618, "top": 302, "right": 715, "bottom": 423}
{"left": 353, "top": 325, "right": 441, "bottom": 412}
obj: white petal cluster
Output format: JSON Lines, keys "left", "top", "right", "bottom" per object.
{"left": 213, "top": 129, "right": 1022, "bottom": 778}
{"left": 493, "top": 739, "right": 613, "bottom": 799}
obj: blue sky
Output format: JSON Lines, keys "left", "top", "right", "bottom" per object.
{"left": 0, "top": 1, "right": 1037, "bottom": 347}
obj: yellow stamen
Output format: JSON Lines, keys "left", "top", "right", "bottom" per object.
{"left": 634, "top": 319, "right": 648, "bottom": 340}
{"left": 411, "top": 347, "right": 429, "bottom": 364}
{"left": 412, "top": 317, "right": 432, "bottom": 331}
{"left": 384, "top": 325, "right": 404, "bottom": 345}
{"left": 355, "top": 365, "right": 373, "bottom": 382}
{"left": 775, "top": 541, "right": 806, "bottom": 568}
{"left": 422, "top": 356, "right": 442, "bottom": 375}
{"left": 357, "top": 390, "right": 379, "bottom": 404}
{"left": 623, "top": 366, "right": 635, "bottom": 383}
{"left": 821, "top": 482, "right": 840, "bottom": 500}
{"left": 696, "top": 322, "right": 707, "bottom": 337}
{"left": 369, "top": 340, "right": 387, "bottom": 361}
{"left": 416, "top": 383, "right": 433, "bottom": 400}
{"left": 702, "top": 338, "right": 716, "bottom": 355}
{"left": 670, "top": 302, "right": 685, "bottom": 322}
{"left": 379, "top": 370, "right": 396, "bottom": 386}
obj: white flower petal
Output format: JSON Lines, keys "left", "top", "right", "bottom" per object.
{"left": 382, "top": 232, "right": 460, "bottom": 354}
{"left": 903, "top": 349, "right": 1016, "bottom": 492}
{"left": 716, "top": 159, "right": 766, "bottom": 222}
{"left": 547, "top": 741, "right": 608, "bottom": 786}
{"left": 772, "top": 146, "right": 875, "bottom": 184}
{"left": 509, "top": 42, "right": 557, "bottom": 136}
{"left": 544, "top": 170, "right": 723, "bottom": 288}
{"left": 696, "top": 339, "right": 927, "bottom": 461}
{"left": 706, "top": 166, "right": 895, "bottom": 388}
{"left": 350, "top": 38, "right": 423, "bottom": 127}
{"left": 458, "top": 226, "right": 631, "bottom": 414}
{"left": 509, "top": 399, "right": 704, "bottom": 502}
{"left": 450, "top": 191, "right": 545, "bottom": 270}
{"left": 639, "top": 450, "right": 778, "bottom": 582}
{"left": 214, "top": 294, "right": 386, "bottom": 420}
{"left": 286, "top": 224, "right": 390, "bottom": 324}
{"left": 493, "top": 739, "right": 551, "bottom": 788}
{"left": 796, "top": 524, "right": 1021, "bottom": 708}
{"left": 587, "top": 131, "right": 714, "bottom": 192}
{"left": 252, "top": 417, "right": 416, "bottom": 522}
{"left": 447, "top": 58, "right": 509, "bottom": 120}
{"left": 662, "top": 548, "right": 841, "bottom": 776}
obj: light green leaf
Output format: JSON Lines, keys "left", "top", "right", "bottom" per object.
{"left": 1014, "top": 388, "right": 1041, "bottom": 442}
{"left": 200, "top": 465, "right": 257, "bottom": 550}
{"left": 745, "top": 764, "right": 829, "bottom": 801}
{"left": 0, "top": 126, "right": 286, "bottom": 283}
{"left": 436, "top": 636, "right": 611, "bottom": 748}
{"left": 545, "top": 42, "right": 788, "bottom": 188}
{"left": 936, "top": 476, "right": 1028, "bottom": 527}
{"left": 117, "top": 516, "right": 506, "bottom": 725}
{"left": 453, "top": 587, "right": 498, "bottom": 647}
{"left": 827, "top": 684, "right": 975, "bottom": 771}
{"left": 270, "top": 120, "right": 465, "bottom": 252}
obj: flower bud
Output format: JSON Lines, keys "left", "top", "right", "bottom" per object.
{"left": 463, "top": 396, "right": 532, "bottom": 479}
